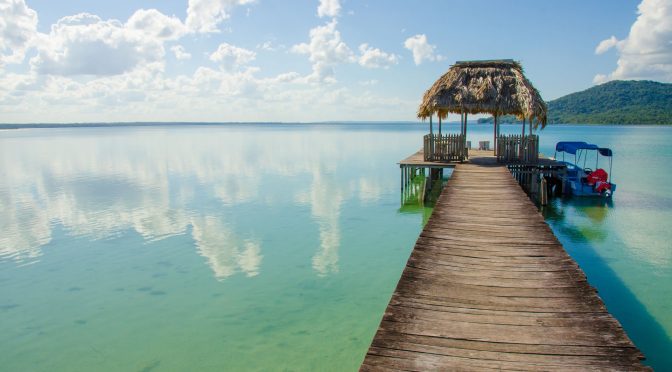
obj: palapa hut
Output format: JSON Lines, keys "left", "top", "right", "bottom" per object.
{"left": 417, "top": 59, "right": 547, "bottom": 163}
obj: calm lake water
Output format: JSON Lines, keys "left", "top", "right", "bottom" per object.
{"left": 1, "top": 123, "right": 670, "bottom": 370}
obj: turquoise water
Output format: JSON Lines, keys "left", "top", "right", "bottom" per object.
{"left": 1, "top": 124, "right": 670, "bottom": 370}
{"left": 537, "top": 125, "right": 672, "bottom": 368}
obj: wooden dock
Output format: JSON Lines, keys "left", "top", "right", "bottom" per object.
{"left": 362, "top": 159, "right": 648, "bottom": 370}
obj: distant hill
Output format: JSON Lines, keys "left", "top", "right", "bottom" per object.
{"left": 477, "top": 80, "right": 672, "bottom": 125}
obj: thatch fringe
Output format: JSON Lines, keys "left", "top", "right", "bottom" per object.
{"left": 417, "top": 60, "right": 547, "bottom": 128}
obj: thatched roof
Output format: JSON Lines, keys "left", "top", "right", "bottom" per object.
{"left": 417, "top": 59, "right": 547, "bottom": 127}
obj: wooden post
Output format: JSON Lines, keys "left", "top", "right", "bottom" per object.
{"left": 493, "top": 114, "right": 498, "bottom": 155}
{"left": 438, "top": 114, "right": 442, "bottom": 136}
{"left": 460, "top": 112, "right": 464, "bottom": 159}
{"left": 540, "top": 177, "right": 548, "bottom": 206}
{"left": 429, "top": 115, "right": 433, "bottom": 160}
{"left": 521, "top": 117, "right": 526, "bottom": 161}
{"left": 464, "top": 112, "right": 468, "bottom": 159}
{"left": 464, "top": 113, "right": 468, "bottom": 138}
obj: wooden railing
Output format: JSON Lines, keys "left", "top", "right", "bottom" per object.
{"left": 496, "top": 134, "right": 539, "bottom": 163}
{"left": 423, "top": 133, "right": 467, "bottom": 162}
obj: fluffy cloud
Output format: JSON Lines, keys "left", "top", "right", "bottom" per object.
{"left": 594, "top": 0, "right": 672, "bottom": 83}
{"left": 30, "top": 13, "right": 165, "bottom": 76}
{"left": 209, "top": 42, "right": 256, "bottom": 70}
{"left": 358, "top": 43, "right": 398, "bottom": 69}
{"left": 189, "top": 66, "right": 260, "bottom": 97}
{"left": 0, "top": 0, "right": 38, "bottom": 66}
{"left": 317, "top": 0, "right": 341, "bottom": 18}
{"left": 595, "top": 35, "right": 620, "bottom": 55}
{"left": 291, "top": 20, "right": 354, "bottom": 83}
{"left": 185, "top": 0, "right": 254, "bottom": 33}
{"left": 126, "top": 8, "right": 186, "bottom": 40}
{"left": 403, "top": 34, "right": 444, "bottom": 65}
{"left": 0, "top": 0, "right": 416, "bottom": 122}
{"left": 171, "top": 45, "right": 191, "bottom": 60}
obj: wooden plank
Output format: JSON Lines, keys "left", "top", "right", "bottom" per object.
{"left": 370, "top": 338, "right": 645, "bottom": 368}
{"left": 361, "top": 156, "right": 649, "bottom": 370}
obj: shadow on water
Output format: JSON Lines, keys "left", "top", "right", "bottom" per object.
{"left": 542, "top": 198, "right": 672, "bottom": 369}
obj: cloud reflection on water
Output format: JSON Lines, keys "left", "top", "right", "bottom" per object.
{"left": 0, "top": 126, "right": 398, "bottom": 279}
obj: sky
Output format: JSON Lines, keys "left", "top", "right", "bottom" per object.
{"left": 0, "top": 0, "right": 669, "bottom": 123}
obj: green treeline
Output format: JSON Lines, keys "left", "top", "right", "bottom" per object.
{"left": 477, "top": 80, "right": 672, "bottom": 125}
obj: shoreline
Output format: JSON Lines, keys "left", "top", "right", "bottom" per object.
{"left": 1, "top": 121, "right": 671, "bottom": 130}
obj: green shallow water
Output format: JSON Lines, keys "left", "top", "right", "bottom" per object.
{"left": 1, "top": 123, "right": 671, "bottom": 370}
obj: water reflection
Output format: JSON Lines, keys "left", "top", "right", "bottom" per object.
{"left": 0, "top": 126, "right": 397, "bottom": 279}
{"left": 191, "top": 216, "right": 262, "bottom": 279}
{"left": 542, "top": 197, "right": 613, "bottom": 244}
{"left": 296, "top": 171, "right": 344, "bottom": 276}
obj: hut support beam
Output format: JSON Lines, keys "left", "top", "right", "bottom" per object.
{"left": 464, "top": 113, "right": 468, "bottom": 139}
{"left": 521, "top": 117, "right": 527, "bottom": 160}
{"left": 493, "top": 115, "right": 498, "bottom": 155}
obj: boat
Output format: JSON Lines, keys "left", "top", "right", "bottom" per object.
{"left": 554, "top": 141, "right": 616, "bottom": 197}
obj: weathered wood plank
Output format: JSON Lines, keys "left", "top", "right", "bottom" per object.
{"left": 361, "top": 158, "right": 648, "bottom": 370}
{"left": 370, "top": 339, "right": 645, "bottom": 369}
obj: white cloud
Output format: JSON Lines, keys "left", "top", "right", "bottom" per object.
{"left": 595, "top": 35, "right": 620, "bottom": 55}
{"left": 256, "top": 40, "right": 285, "bottom": 51}
{"left": 209, "top": 42, "right": 256, "bottom": 70}
{"left": 0, "top": 0, "right": 417, "bottom": 121}
{"left": 403, "top": 34, "right": 444, "bottom": 65}
{"left": 185, "top": 0, "right": 254, "bottom": 33}
{"left": 594, "top": 0, "right": 672, "bottom": 83}
{"left": 171, "top": 45, "right": 191, "bottom": 60}
{"left": 30, "top": 13, "right": 166, "bottom": 76}
{"left": 0, "top": 0, "right": 38, "bottom": 67}
{"left": 257, "top": 40, "right": 274, "bottom": 51}
{"left": 358, "top": 43, "right": 398, "bottom": 69}
{"left": 126, "top": 8, "right": 186, "bottom": 40}
{"left": 317, "top": 0, "right": 341, "bottom": 18}
{"left": 593, "top": 74, "right": 609, "bottom": 84}
{"left": 291, "top": 20, "right": 354, "bottom": 83}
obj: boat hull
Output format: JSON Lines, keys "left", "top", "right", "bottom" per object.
{"left": 568, "top": 179, "right": 616, "bottom": 197}
{"left": 557, "top": 161, "right": 616, "bottom": 197}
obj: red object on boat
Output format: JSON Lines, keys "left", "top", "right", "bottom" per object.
{"left": 587, "top": 169, "right": 608, "bottom": 185}
{"left": 595, "top": 181, "right": 611, "bottom": 193}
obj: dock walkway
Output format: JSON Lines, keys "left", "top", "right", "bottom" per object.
{"left": 361, "top": 161, "right": 648, "bottom": 370}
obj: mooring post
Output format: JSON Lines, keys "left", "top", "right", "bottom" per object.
{"left": 540, "top": 177, "right": 548, "bottom": 205}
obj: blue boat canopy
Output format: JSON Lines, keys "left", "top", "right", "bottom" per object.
{"left": 598, "top": 148, "right": 613, "bottom": 157}
{"left": 556, "top": 141, "right": 612, "bottom": 157}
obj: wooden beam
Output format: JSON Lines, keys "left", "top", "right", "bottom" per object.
{"left": 493, "top": 115, "right": 498, "bottom": 156}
